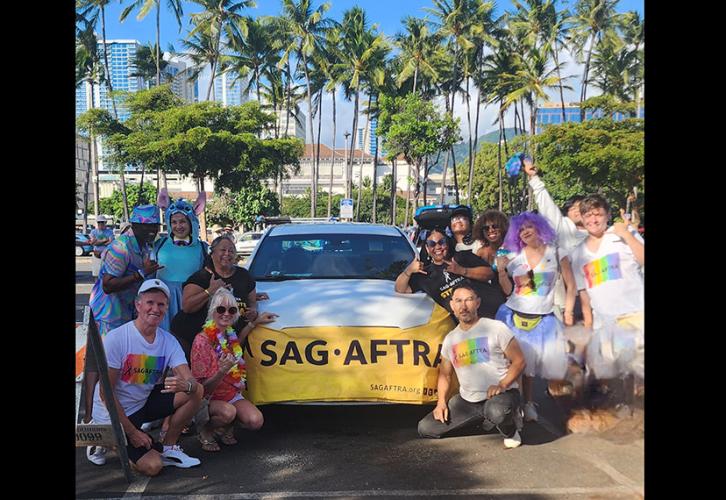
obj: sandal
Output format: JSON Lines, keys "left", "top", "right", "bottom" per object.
{"left": 198, "top": 433, "right": 220, "bottom": 452}
{"left": 215, "top": 425, "right": 238, "bottom": 446}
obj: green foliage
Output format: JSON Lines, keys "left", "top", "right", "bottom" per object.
{"left": 206, "top": 184, "right": 281, "bottom": 229}
{"left": 533, "top": 119, "right": 644, "bottom": 215}
{"left": 377, "top": 93, "right": 460, "bottom": 166}
{"left": 89, "top": 182, "right": 159, "bottom": 221}
{"left": 581, "top": 95, "right": 636, "bottom": 116}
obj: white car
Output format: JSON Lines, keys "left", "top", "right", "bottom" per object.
{"left": 242, "top": 223, "right": 455, "bottom": 405}
{"left": 235, "top": 231, "right": 263, "bottom": 256}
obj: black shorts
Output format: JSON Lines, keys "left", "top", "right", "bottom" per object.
{"left": 124, "top": 385, "right": 175, "bottom": 463}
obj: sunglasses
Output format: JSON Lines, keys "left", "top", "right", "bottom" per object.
{"left": 527, "top": 269, "right": 537, "bottom": 291}
{"left": 482, "top": 224, "right": 500, "bottom": 231}
{"left": 451, "top": 215, "right": 469, "bottom": 222}
{"left": 425, "top": 238, "right": 447, "bottom": 248}
{"left": 216, "top": 305, "right": 238, "bottom": 315}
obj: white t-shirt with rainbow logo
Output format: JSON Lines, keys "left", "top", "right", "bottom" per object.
{"left": 569, "top": 228, "right": 644, "bottom": 319}
{"left": 503, "top": 245, "right": 560, "bottom": 315}
{"left": 441, "top": 318, "right": 518, "bottom": 403}
{"left": 91, "top": 321, "right": 187, "bottom": 424}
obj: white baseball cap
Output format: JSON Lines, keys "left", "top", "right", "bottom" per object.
{"left": 97, "top": 215, "right": 108, "bottom": 223}
{"left": 137, "top": 279, "right": 170, "bottom": 299}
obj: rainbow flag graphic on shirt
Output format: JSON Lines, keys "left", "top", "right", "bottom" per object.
{"left": 513, "top": 271, "right": 555, "bottom": 296}
{"left": 120, "top": 354, "right": 166, "bottom": 385}
{"left": 451, "top": 337, "right": 489, "bottom": 368}
{"left": 583, "top": 253, "right": 622, "bottom": 288}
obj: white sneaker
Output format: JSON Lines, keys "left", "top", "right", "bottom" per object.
{"left": 161, "top": 445, "right": 201, "bottom": 468}
{"left": 503, "top": 430, "right": 522, "bottom": 449}
{"left": 86, "top": 445, "right": 107, "bottom": 465}
{"left": 523, "top": 402, "right": 539, "bottom": 422}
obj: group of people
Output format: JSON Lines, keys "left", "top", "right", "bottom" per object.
{"left": 83, "top": 189, "right": 278, "bottom": 475}
{"left": 399, "top": 158, "right": 644, "bottom": 448}
{"left": 81, "top": 157, "right": 643, "bottom": 474}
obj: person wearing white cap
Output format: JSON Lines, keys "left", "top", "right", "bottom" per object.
{"left": 88, "top": 216, "right": 114, "bottom": 277}
{"left": 87, "top": 279, "right": 204, "bottom": 474}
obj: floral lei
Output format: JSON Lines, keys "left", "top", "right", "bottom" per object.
{"left": 202, "top": 319, "right": 246, "bottom": 388}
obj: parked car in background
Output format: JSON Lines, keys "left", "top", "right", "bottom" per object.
{"left": 75, "top": 233, "right": 93, "bottom": 256}
{"left": 241, "top": 223, "right": 455, "bottom": 405}
{"left": 235, "top": 231, "right": 263, "bottom": 256}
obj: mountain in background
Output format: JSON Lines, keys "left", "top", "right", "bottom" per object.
{"left": 425, "top": 128, "right": 517, "bottom": 174}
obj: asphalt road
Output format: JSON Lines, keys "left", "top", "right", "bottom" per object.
{"left": 74, "top": 256, "right": 644, "bottom": 499}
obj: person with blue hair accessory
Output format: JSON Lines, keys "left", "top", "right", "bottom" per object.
{"left": 153, "top": 189, "right": 209, "bottom": 333}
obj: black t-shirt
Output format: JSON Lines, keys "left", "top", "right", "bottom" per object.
{"left": 409, "top": 251, "right": 506, "bottom": 320}
{"left": 170, "top": 266, "right": 256, "bottom": 348}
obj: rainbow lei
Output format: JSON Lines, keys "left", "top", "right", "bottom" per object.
{"left": 202, "top": 320, "right": 246, "bottom": 388}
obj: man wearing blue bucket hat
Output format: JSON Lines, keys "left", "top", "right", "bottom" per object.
{"left": 83, "top": 204, "right": 165, "bottom": 447}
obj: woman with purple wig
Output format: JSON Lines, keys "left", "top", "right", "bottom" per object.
{"left": 494, "top": 212, "right": 577, "bottom": 422}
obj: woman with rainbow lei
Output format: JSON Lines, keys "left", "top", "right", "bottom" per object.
{"left": 494, "top": 211, "right": 577, "bottom": 423}
{"left": 190, "top": 288, "right": 278, "bottom": 452}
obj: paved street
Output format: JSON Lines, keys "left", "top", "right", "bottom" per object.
{"left": 75, "top": 256, "right": 643, "bottom": 499}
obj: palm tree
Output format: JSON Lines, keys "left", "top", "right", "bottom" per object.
{"left": 337, "top": 7, "right": 388, "bottom": 207}
{"left": 225, "top": 16, "right": 276, "bottom": 108}
{"left": 590, "top": 36, "right": 638, "bottom": 104}
{"left": 394, "top": 17, "right": 441, "bottom": 94}
{"left": 76, "top": 12, "right": 104, "bottom": 224}
{"left": 318, "top": 26, "right": 343, "bottom": 218}
{"left": 119, "top": 0, "right": 184, "bottom": 86}
{"left": 279, "top": 0, "right": 333, "bottom": 217}
{"left": 130, "top": 42, "right": 171, "bottom": 87}
{"left": 568, "top": 0, "right": 619, "bottom": 120}
{"left": 618, "top": 10, "right": 644, "bottom": 115}
{"left": 187, "top": 0, "right": 253, "bottom": 101}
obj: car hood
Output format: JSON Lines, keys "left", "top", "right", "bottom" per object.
{"left": 256, "top": 279, "right": 437, "bottom": 330}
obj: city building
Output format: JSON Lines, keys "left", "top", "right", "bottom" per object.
{"left": 164, "top": 54, "right": 197, "bottom": 103}
{"left": 535, "top": 101, "right": 645, "bottom": 134}
{"left": 264, "top": 106, "right": 306, "bottom": 140}
{"left": 213, "top": 71, "right": 250, "bottom": 107}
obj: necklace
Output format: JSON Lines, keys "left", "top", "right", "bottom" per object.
{"left": 202, "top": 319, "right": 246, "bottom": 388}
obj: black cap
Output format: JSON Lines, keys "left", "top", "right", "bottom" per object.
{"left": 450, "top": 205, "right": 472, "bottom": 220}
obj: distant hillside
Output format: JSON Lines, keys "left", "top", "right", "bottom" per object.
{"left": 426, "top": 128, "right": 517, "bottom": 173}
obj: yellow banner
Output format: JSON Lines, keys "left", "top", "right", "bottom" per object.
{"left": 242, "top": 304, "right": 455, "bottom": 404}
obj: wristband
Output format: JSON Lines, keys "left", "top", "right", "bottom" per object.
{"left": 403, "top": 271, "right": 411, "bottom": 277}
{"left": 185, "top": 381, "right": 193, "bottom": 394}
{"left": 204, "top": 289, "right": 211, "bottom": 297}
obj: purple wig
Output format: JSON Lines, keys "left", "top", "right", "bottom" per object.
{"left": 503, "top": 211, "right": 557, "bottom": 253}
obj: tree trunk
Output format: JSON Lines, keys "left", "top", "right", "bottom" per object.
{"left": 156, "top": 6, "right": 161, "bottom": 86}
{"left": 391, "top": 158, "right": 397, "bottom": 225}
{"left": 404, "top": 171, "right": 411, "bottom": 228}
{"left": 465, "top": 77, "right": 474, "bottom": 204}
{"left": 89, "top": 82, "right": 100, "bottom": 223}
{"left": 553, "top": 41, "right": 567, "bottom": 122}
{"left": 83, "top": 141, "right": 92, "bottom": 233}
{"left": 413, "top": 64, "right": 418, "bottom": 94}
{"left": 197, "top": 177, "right": 208, "bottom": 242}
{"left": 356, "top": 92, "right": 372, "bottom": 222}
{"left": 285, "top": 61, "right": 292, "bottom": 138}
{"left": 450, "top": 56, "right": 460, "bottom": 204}
{"left": 118, "top": 162, "right": 129, "bottom": 222}
{"left": 580, "top": 33, "right": 596, "bottom": 121}
{"left": 348, "top": 90, "right": 360, "bottom": 200}
{"left": 450, "top": 145, "right": 459, "bottom": 205}
{"left": 440, "top": 149, "right": 450, "bottom": 204}
{"left": 497, "top": 106, "right": 503, "bottom": 211}
{"left": 316, "top": 88, "right": 323, "bottom": 217}
{"left": 302, "top": 53, "right": 317, "bottom": 217}
{"left": 207, "top": 20, "right": 224, "bottom": 101}
{"left": 328, "top": 89, "right": 336, "bottom": 218}
{"left": 371, "top": 134, "right": 379, "bottom": 223}
{"left": 100, "top": 6, "right": 118, "bottom": 118}
{"left": 422, "top": 156, "right": 428, "bottom": 207}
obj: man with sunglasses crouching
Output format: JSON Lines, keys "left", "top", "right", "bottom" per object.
{"left": 89, "top": 279, "right": 203, "bottom": 474}
{"left": 395, "top": 227, "right": 502, "bottom": 320}
{"left": 417, "top": 285, "right": 526, "bottom": 448}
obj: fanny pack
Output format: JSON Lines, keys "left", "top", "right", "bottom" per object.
{"left": 512, "top": 311, "right": 543, "bottom": 331}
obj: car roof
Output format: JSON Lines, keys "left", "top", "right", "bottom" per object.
{"left": 267, "top": 223, "right": 404, "bottom": 237}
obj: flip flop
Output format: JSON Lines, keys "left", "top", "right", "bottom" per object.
{"left": 198, "top": 434, "right": 220, "bottom": 452}
{"left": 215, "top": 425, "right": 238, "bottom": 446}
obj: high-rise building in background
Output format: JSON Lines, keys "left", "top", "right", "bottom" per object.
{"left": 164, "top": 54, "right": 197, "bottom": 103}
{"left": 535, "top": 102, "right": 645, "bottom": 134}
{"left": 213, "top": 71, "right": 250, "bottom": 107}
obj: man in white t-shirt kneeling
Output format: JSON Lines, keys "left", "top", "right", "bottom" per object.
{"left": 87, "top": 279, "right": 204, "bottom": 475}
{"left": 418, "top": 285, "right": 527, "bottom": 448}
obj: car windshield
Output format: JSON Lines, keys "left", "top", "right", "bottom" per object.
{"left": 250, "top": 233, "right": 414, "bottom": 281}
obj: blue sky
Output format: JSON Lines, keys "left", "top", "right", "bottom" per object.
{"left": 94, "top": 0, "right": 644, "bottom": 146}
